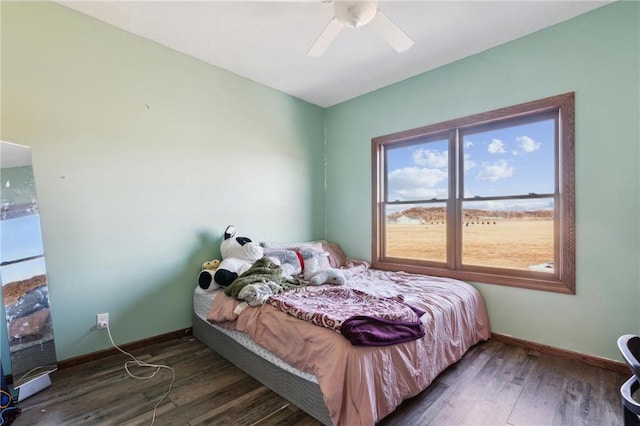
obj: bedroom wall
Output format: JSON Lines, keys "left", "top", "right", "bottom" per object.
{"left": 0, "top": 1, "right": 325, "bottom": 372}
{"left": 324, "top": 0, "right": 640, "bottom": 361}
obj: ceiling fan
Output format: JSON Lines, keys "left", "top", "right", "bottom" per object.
{"left": 308, "top": 0, "right": 414, "bottom": 57}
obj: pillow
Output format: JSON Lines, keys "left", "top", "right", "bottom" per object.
{"left": 321, "top": 241, "right": 348, "bottom": 268}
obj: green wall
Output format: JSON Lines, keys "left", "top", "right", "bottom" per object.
{"left": 325, "top": 1, "right": 640, "bottom": 361}
{"left": 1, "top": 2, "right": 325, "bottom": 372}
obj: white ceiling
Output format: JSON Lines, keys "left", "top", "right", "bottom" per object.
{"left": 56, "top": 0, "right": 611, "bottom": 108}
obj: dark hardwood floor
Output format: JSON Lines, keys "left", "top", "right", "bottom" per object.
{"left": 12, "top": 336, "right": 629, "bottom": 425}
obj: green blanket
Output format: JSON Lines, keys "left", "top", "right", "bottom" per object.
{"left": 224, "top": 257, "right": 305, "bottom": 299}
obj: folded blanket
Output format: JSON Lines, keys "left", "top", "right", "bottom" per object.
{"left": 224, "top": 257, "right": 304, "bottom": 299}
{"left": 341, "top": 315, "right": 426, "bottom": 346}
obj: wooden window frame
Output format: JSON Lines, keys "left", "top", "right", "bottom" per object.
{"left": 371, "top": 93, "right": 575, "bottom": 294}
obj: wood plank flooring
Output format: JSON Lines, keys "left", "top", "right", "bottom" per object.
{"left": 12, "top": 336, "right": 629, "bottom": 425}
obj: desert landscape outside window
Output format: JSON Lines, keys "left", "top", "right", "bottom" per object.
{"left": 372, "top": 93, "right": 575, "bottom": 293}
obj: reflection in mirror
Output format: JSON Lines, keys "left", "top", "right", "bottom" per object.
{"left": 1, "top": 141, "right": 57, "bottom": 397}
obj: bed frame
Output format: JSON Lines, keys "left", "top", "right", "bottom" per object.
{"left": 192, "top": 312, "right": 332, "bottom": 425}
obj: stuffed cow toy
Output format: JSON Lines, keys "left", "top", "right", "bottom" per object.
{"left": 198, "top": 225, "right": 264, "bottom": 291}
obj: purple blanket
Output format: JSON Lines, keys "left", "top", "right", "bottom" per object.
{"left": 268, "top": 287, "right": 426, "bottom": 345}
{"left": 341, "top": 315, "right": 426, "bottom": 346}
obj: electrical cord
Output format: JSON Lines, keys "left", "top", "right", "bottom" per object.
{"left": 15, "top": 365, "right": 55, "bottom": 384}
{"left": 106, "top": 323, "right": 175, "bottom": 425}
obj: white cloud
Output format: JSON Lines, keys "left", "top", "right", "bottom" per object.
{"left": 412, "top": 149, "right": 448, "bottom": 168}
{"left": 393, "top": 187, "right": 448, "bottom": 200}
{"left": 464, "top": 140, "right": 474, "bottom": 149}
{"left": 466, "top": 198, "right": 554, "bottom": 211}
{"left": 388, "top": 166, "right": 447, "bottom": 201}
{"left": 488, "top": 138, "right": 506, "bottom": 154}
{"left": 464, "top": 153, "right": 476, "bottom": 171}
{"left": 517, "top": 135, "right": 540, "bottom": 153}
{"left": 476, "top": 159, "right": 514, "bottom": 182}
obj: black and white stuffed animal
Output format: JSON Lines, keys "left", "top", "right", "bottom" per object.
{"left": 198, "top": 225, "right": 264, "bottom": 291}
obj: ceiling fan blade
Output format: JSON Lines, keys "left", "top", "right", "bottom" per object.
{"left": 369, "top": 10, "right": 414, "bottom": 53}
{"left": 308, "top": 18, "right": 343, "bottom": 57}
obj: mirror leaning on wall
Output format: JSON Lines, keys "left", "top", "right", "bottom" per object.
{"left": 1, "top": 140, "right": 57, "bottom": 400}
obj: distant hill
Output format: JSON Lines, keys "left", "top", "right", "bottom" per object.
{"left": 2, "top": 274, "right": 47, "bottom": 305}
{"left": 388, "top": 206, "right": 552, "bottom": 222}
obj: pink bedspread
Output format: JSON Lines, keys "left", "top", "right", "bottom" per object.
{"left": 207, "top": 266, "right": 490, "bottom": 426}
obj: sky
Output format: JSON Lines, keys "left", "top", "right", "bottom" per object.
{"left": 386, "top": 117, "right": 556, "bottom": 212}
{"left": 1, "top": 215, "right": 47, "bottom": 285}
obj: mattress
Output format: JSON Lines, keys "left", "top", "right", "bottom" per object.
{"left": 193, "top": 286, "right": 317, "bottom": 383}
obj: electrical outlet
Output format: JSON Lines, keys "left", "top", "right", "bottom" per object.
{"left": 96, "top": 312, "right": 109, "bottom": 329}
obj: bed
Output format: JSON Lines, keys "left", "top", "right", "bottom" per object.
{"left": 192, "top": 242, "right": 490, "bottom": 425}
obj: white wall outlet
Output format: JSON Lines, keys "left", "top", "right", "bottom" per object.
{"left": 96, "top": 312, "right": 109, "bottom": 329}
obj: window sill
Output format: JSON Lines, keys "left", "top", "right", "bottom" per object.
{"left": 371, "top": 260, "right": 575, "bottom": 294}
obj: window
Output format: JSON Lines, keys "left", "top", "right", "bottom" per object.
{"left": 372, "top": 93, "right": 575, "bottom": 293}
